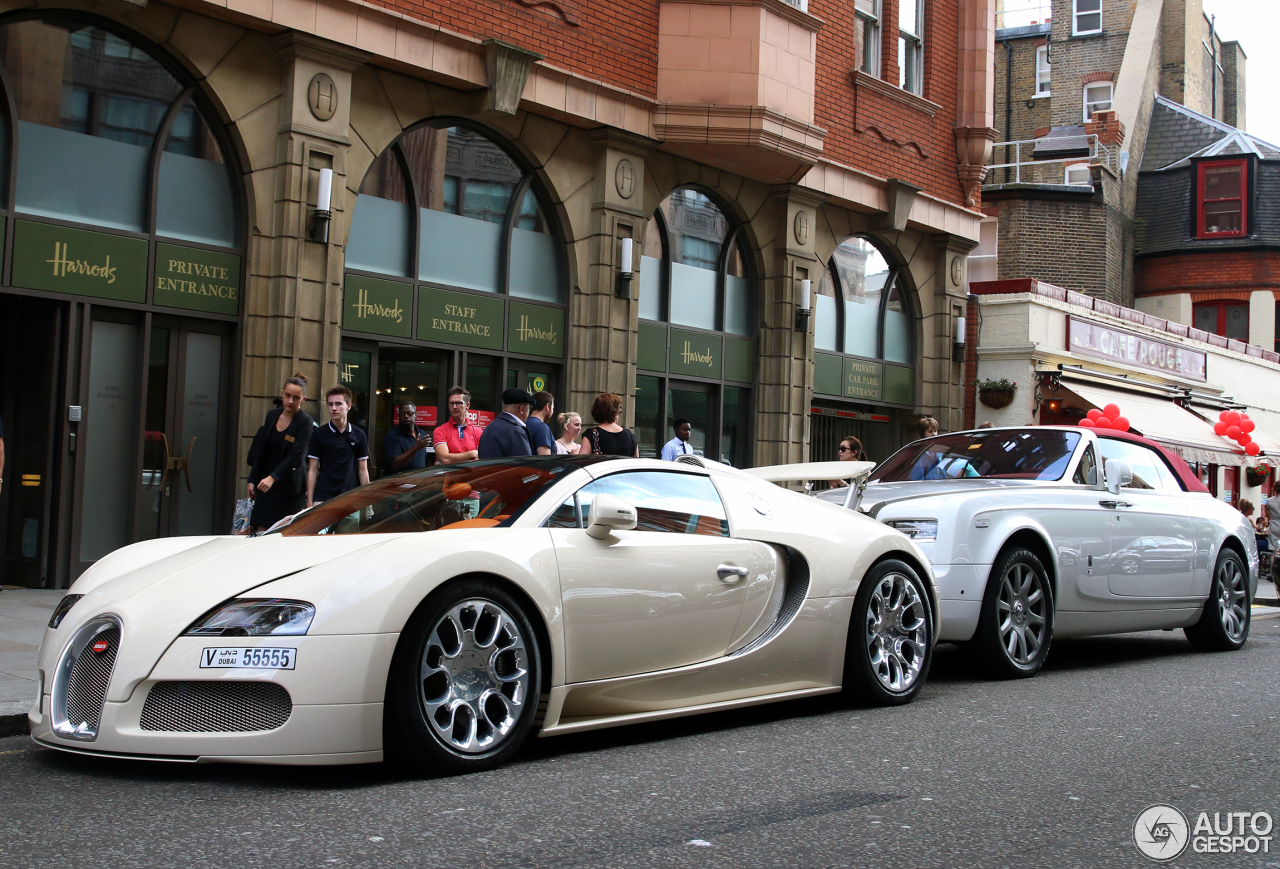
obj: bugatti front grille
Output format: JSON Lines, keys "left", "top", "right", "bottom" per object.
{"left": 62, "top": 624, "right": 120, "bottom": 737}
{"left": 140, "top": 681, "right": 293, "bottom": 733}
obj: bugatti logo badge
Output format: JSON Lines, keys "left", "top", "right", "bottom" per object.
{"left": 91, "top": 639, "right": 110, "bottom": 654}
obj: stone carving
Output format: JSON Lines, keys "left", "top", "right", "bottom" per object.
{"left": 508, "top": 0, "right": 581, "bottom": 25}
{"left": 615, "top": 159, "right": 635, "bottom": 199}
{"left": 308, "top": 73, "right": 338, "bottom": 122}
{"left": 793, "top": 210, "right": 809, "bottom": 245}
{"left": 954, "top": 126, "right": 998, "bottom": 208}
{"left": 482, "top": 40, "right": 544, "bottom": 116}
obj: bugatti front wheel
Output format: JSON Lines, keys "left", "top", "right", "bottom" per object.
{"left": 385, "top": 579, "right": 544, "bottom": 776}
{"left": 843, "top": 558, "right": 933, "bottom": 706}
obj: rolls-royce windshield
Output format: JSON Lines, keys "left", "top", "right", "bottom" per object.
{"left": 872, "top": 430, "right": 1081, "bottom": 483}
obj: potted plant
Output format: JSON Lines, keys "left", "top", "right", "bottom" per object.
{"left": 1246, "top": 462, "right": 1271, "bottom": 488}
{"left": 975, "top": 377, "right": 1017, "bottom": 409}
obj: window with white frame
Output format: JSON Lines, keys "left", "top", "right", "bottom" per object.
{"left": 1065, "top": 163, "right": 1091, "bottom": 185}
{"left": 855, "top": 0, "right": 881, "bottom": 76}
{"left": 898, "top": 0, "right": 923, "bottom": 94}
{"left": 1083, "top": 81, "right": 1112, "bottom": 121}
{"left": 1074, "top": 0, "right": 1102, "bottom": 35}
{"left": 968, "top": 218, "right": 998, "bottom": 284}
{"left": 1035, "top": 45, "right": 1051, "bottom": 95}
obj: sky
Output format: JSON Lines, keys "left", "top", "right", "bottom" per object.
{"left": 997, "top": 0, "right": 1279, "bottom": 144}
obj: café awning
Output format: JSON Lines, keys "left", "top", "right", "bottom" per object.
{"left": 1063, "top": 383, "right": 1247, "bottom": 466}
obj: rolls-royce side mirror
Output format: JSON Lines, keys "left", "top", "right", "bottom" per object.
{"left": 1104, "top": 460, "right": 1132, "bottom": 495}
{"left": 585, "top": 494, "right": 638, "bottom": 539}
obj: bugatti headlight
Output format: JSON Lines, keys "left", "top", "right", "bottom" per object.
{"left": 183, "top": 599, "right": 315, "bottom": 637}
{"left": 48, "top": 594, "right": 84, "bottom": 629}
{"left": 885, "top": 519, "right": 938, "bottom": 540}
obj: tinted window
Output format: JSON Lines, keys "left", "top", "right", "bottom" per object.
{"left": 874, "top": 431, "right": 1081, "bottom": 482}
{"left": 547, "top": 471, "right": 729, "bottom": 537}
{"left": 1097, "top": 439, "right": 1176, "bottom": 492}
{"left": 1073, "top": 444, "right": 1098, "bottom": 485}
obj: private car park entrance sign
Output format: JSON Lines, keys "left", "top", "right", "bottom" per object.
{"left": 1068, "top": 316, "right": 1208, "bottom": 382}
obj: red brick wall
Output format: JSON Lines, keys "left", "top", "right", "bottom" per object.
{"left": 1136, "top": 250, "right": 1280, "bottom": 295}
{"left": 368, "top": 0, "right": 660, "bottom": 95}
{"left": 373, "top": 0, "right": 968, "bottom": 207}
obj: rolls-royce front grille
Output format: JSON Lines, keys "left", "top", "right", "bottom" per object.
{"left": 140, "top": 681, "right": 292, "bottom": 733}
{"left": 51, "top": 617, "right": 123, "bottom": 741}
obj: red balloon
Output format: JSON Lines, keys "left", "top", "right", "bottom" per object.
{"left": 1078, "top": 418, "right": 1095, "bottom": 428}
{"left": 1238, "top": 435, "right": 1252, "bottom": 446}
{"left": 1103, "top": 404, "right": 1121, "bottom": 418}
{"left": 1112, "top": 416, "right": 1130, "bottom": 432}
{"left": 1086, "top": 408, "right": 1104, "bottom": 421}
{"left": 1094, "top": 416, "right": 1112, "bottom": 429}
{"left": 1242, "top": 419, "right": 1256, "bottom": 433}
{"left": 1226, "top": 425, "right": 1242, "bottom": 439}
{"left": 1246, "top": 442, "right": 1261, "bottom": 456}
{"left": 1214, "top": 421, "right": 1229, "bottom": 435}
{"left": 1224, "top": 410, "right": 1241, "bottom": 424}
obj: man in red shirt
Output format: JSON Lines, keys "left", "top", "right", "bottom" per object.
{"left": 433, "top": 386, "right": 483, "bottom": 464}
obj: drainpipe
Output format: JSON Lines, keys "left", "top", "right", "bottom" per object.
{"left": 1208, "top": 14, "right": 1218, "bottom": 120}
{"left": 1005, "top": 39, "right": 1013, "bottom": 184}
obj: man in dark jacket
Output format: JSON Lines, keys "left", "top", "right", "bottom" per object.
{"left": 477, "top": 389, "right": 535, "bottom": 459}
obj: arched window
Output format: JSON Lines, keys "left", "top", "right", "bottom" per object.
{"left": 0, "top": 18, "right": 238, "bottom": 248}
{"left": 347, "top": 123, "right": 563, "bottom": 302}
{"left": 815, "top": 236, "right": 914, "bottom": 363}
{"left": 635, "top": 187, "right": 755, "bottom": 467}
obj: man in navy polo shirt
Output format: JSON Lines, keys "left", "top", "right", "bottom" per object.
{"left": 527, "top": 391, "right": 556, "bottom": 456}
{"left": 307, "top": 385, "right": 370, "bottom": 506}
{"left": 384, "top": 400, "right": 432, "bottom": 473}
{"left": 477, "top": 389, "right": 535, "bottom": 459}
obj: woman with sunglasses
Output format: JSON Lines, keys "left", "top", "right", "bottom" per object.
{"left": 830, "top": 436, "right": 866, "bottom": 488}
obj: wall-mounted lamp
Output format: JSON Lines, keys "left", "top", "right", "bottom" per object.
{"left": 616, "top": 236, "right": 634, "bottom": 298}
{"left": 795, "top": 279, "right": 811, "bottom": 332}
{"left": 311, "top": 167, "right": 333, "bottom": 243}
{"left": 953, "top": 315, "right": 967, "bottom": 362}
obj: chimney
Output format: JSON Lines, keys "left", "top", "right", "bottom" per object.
{"left": 1085, "top": 110, "right": 1125, "bottom": 147}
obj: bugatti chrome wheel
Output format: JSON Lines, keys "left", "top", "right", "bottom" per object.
{"left": 844, "top": 559, "right": 933, "bottom": 705}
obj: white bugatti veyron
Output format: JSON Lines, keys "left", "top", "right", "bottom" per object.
{"left": 32, "top": 454, "right": 935, "bottom": 774}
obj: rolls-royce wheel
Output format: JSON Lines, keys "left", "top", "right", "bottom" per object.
{"left": 843, "top": 558, "right": 933, "bottom": 706}
{"left": 1184, "top": 548, "right": 1250, "bottom": 652}
{"left": 975, "top": 546, "right": 1053, "bottom": 679}
{"left": 385, "top": 579, "right": 543, "bottom": 776}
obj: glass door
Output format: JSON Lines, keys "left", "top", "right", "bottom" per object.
{"left": 374, "top": 346, "right": 448, "bottom": 476}
{"left": 668, "top": 380, "right": 715, "bottom": 460}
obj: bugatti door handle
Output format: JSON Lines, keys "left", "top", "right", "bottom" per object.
{"left": 716, "top": 564, "right": 749, "bottom": 583}
{"left": 1098, "top": 499, "right": 1133, "bottom": 509}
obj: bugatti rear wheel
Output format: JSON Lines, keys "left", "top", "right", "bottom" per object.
{"left": 385, "top": 579, "right": 544, "bottom": 776}
{"left": 842, "top": 558, "right": 933, "bottom": 706}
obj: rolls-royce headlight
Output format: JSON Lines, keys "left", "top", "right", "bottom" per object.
{"left": 183, "top": 599, "right": 315, "bottom": 637}
{"left": 48, "top": 594, "right": 84, "bottom": 629}
{"left": 885, "top": 519, "right": 938, "bottom": 540}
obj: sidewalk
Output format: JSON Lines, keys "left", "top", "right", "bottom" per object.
{"left": 0, "top": 580, "right": 1277, "bottom": 739}
{"left": 0, "top": 587, "right": 59, "bottom": 737}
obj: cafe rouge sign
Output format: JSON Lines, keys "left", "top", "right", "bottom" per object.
{"left": 1067, "top": 316, "right": 1207, "bottom": 382}
{"left": 11, "top": 221, "right": 241, "bottom": 314}
{"left": 342, "top": 275, "right": 565, "bottom": 358}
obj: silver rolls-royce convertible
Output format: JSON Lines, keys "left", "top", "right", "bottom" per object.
{"left": 819, "top": 426, "right": 1256, "bottom": 678}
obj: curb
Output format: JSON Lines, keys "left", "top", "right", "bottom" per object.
{"left": 1256, "top": 597, "right": 1280, "bottom": 607}
{"left": 0, "top": 712, "right": 30, "bottom": 739}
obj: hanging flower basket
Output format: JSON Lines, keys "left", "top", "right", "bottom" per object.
{"left": 1246, "top": 463, "right": 1271, "bottom": 488}
{"left": 976, "top": 378, "right": 1017, "bottom": 409}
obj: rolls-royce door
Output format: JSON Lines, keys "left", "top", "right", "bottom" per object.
{"left": 1096, "top": 438, "right": 1198, "bottom": 598}
{"left": 546, "top": 470, "right": 779, "bottom": 683}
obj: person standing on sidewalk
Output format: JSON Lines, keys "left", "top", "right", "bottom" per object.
{"left": 527, "top": 391, "right": 556, "bottom": 456}
{"left": 433, "top": 386, "right": 483, "bottom": 465}
{"left": 247, "top": 374, "right": 314, "bottom": 532}
{"left": 582, "top": 393, "right": 639, "bottom": 457}
{"left": 306, "top": 386, "right": 369, "bottom": 507}
{"left": 477, "top": 389, "right": 535, "bottom": 459}
{"left": 660, "top": 418, "right": 693, "bottom": 461}
{"left": 384, "top": 401, "right": 432, "bottom": 473}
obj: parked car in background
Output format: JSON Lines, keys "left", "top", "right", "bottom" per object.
{"left": 33, "top": 455, "right": 936, "bottom": 774}
{"left": 819, "top": 426, "right": 1256, "bottom": 678}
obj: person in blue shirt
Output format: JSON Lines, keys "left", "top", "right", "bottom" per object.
{"left": 660, "top": 418, "right": 694, "bottom": 461}
{"left": 384, "top": 401, "right": 432, "bottom": 473}
{"left": 477, "top": 389, "right": 535, "bottom": 459}
{"left": 527, "top": 391, "right": 557, "bottom": 456}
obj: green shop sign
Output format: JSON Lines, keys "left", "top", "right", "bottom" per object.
{"left": 417, "top": 285, "right": 504, "bottom": 350}
{"left": 154, "top": 243, "right": 241, "bottom": 315}
{"left": 637, "top": 322, "right": 668, "bottom": 372}
{"left": 12, "top": 220, "right": 147, "bottom": 303}
{"left": 508, "top": 301, "right": 565, "bottom": 358}
{"left": 842, "top": 357, "right": 883, "bottom": 402}
{"left": 343, "top": 274, "right": 412, "bottom": 338}
{"left": 669, "top": 328, "right": 722, "bottom": 379}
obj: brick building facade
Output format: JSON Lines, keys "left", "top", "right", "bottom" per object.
{"left": 0, "top": 0, "right": 1000, "bottom": 585}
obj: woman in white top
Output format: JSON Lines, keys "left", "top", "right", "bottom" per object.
{"left": 555, "top": 411, "right": 584, "bottom": 455}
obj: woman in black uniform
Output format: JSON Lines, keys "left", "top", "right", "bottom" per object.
{"left": 581, "top": 392, "right": 639, "bottom": 457}
{"left": 247, "top": 374, "right": 314, "bottom": 532}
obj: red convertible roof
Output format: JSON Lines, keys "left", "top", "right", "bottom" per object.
{"left": 1071, "top": 427, "right": 1211, "bottom": 494}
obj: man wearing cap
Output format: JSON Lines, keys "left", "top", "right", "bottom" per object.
{"left": 477, "top": 389, "right": 535, "bottom": 459}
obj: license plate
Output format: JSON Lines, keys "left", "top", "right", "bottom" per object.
{"left": 200, "top": 647, "right": 296, "bottom": 669}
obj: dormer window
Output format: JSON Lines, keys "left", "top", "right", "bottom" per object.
{"left": 1196, "top": 159, "right": 1248, "bottom": 238}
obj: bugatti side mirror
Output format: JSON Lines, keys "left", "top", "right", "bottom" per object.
{"left": 585, "top": 494, "right": 638, "bottom": 539}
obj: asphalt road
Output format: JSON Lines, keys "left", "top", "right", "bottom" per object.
{"left": 2, "top": 616, "right": 1278, "bottom": 869}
